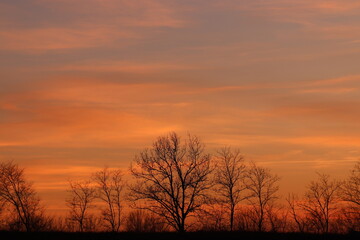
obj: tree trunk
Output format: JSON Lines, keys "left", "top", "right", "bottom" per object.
{"left": 230, "top": 205, "right": 234, "bottom": 231}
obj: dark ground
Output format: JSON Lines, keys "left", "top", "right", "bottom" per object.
{"left": 0, "top": 231, "right": 359, "bottom": 240}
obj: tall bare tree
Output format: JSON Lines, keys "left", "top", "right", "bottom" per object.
{"left": 245, "top": 161, "right": 280, "bottom": 232}
{"left": 93, "top": 167, "right": 124, "bottom": 232}
{"left": 300, "top": 173, "right": 341, "bottom": 233}
{"left": 130, "top": 132, "right": 212, "bottom": 232}
{"left": 66, "top": 180, "right": 96, "bottom": 232}
{"left": 342, "top": 161, "right": 360, "bottom": 207}
{"left": 0, "top": 161, "right": 46, "bottom": 231}
{"left": 214, "top": 147, "right": 247, "bottom": 231}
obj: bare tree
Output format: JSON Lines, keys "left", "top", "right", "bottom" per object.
{"left": 245, "top": 161, "right": 280, "bottom": 232}
{"left": 93, "top": 167, "right": 124, "bottom": 232}
{"left": 342, "top": 161, "right": 360, "bottom": 207}
{"left": 66, "top": 180, "right": 96, "bottom": 232}
{"left": 299, "top": 173, "right": 341, "bottom": 233}
{"left": 266, "top": 203, "right": 288, "bottom": 232}
{"left": 286, "top": 193, "right": 308, "bottom": 233}
{"left": 214, "top": 147, "right": 247, "bottom": 231}
{"left": 0, "top": 161, "right": 47, "bottom": 231}
{"left": 130, "top": 132, "right": 212, "bottom": 232}
{"left": 333, "top": 205, "right": 360, "bottom": 233}
{"left": 338, "top": 161, "right": 360, "bottom": 232}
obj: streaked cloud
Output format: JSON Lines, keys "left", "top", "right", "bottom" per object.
{"left": 56, "top": 61, "right": 199, "bottom": 73}
{"left": 0, "top": 0, "right": 186, "bottom": 52}
{"left": 0, "top": 27, "right": 136, "bottom": 52}
{"left": 35, "top": 0, "right": 186, "bottom": 28}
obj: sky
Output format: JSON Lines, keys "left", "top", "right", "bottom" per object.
{"left": 1, "top": 0, "right": 360, "bottom": 213}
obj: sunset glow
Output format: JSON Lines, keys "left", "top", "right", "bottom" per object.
{"left": 1, "top": 0, "right": 360, "bottom": 214}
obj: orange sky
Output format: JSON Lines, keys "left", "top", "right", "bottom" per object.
{"left": 1, "top": 0, "right": 360, "bottom": 213}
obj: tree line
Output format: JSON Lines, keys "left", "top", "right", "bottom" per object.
{"left": 0, "top": 132, "right": 359, "bottom": 233}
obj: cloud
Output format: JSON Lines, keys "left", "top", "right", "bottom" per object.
{"left": 0, "top": 141, "right": 27, "bottom": 147}
{"left": 213, "top": 0, "right": 360, "bottom": 41}
{"left": 308, "top": 75, "right": 360, "bottom": 86}
{"left": 0, "top": 27, "right": 135, "bottom": 52}
{"left": 0, "top": 105, "right": 182, "bottom": 148}
{"left": 216, "top": 0, "right": 360, "bottom": 15}
{"left": 0, "top": 0, "right": 186, "bottom": 53}
{"left": 55, "top": 61, "right": 198, "bottom": 73}
{"left": 298, "top": 88, "right": 357, "bottom": 94}
{"left": 35, "top": 0, "right": 186, "bottom": 28}
{"left": 0, "top": 79, "right": 187, "bottom": 148}
{"left": 282, "top": 136, "right": 360, "bottom": 148}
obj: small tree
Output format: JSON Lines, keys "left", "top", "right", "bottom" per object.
{"left": 245, "top": 161, "right": 280, "bottom": 232}
{"left": 0, "top": 161, "right": 47, "bottom": 231}
{"left": 339, "top": 161, "right": 360, "bottom": 232}
{"left": 286, "top": 193, "right": 308, "bottom": 233}
{"left": 214, "top": 147, "right": 247, "bottom": 231}
{"left": 66, "top": 180, "right": 96, "bottom": 232}
{"left": 130, "top": 132, "right": 212, "bottom": 232}
{"left": 342, "top": 161, "right": 360, "bottom": 207}
{"left": 93, "top": 167, "right": 124, "bottom": 232}
{"left": 266, "top": 203, "right": 288, "bottom": 232}
{"left": 300, "top": 173, "right": 341, "bottom": 233}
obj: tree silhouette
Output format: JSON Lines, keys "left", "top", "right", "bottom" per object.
{"left": 245, "top": 161, "right": 280, "bottom": 232}
{"left": 93, "top": 167, "right": 124, "bottom": 232}
{"left": 339, "top": 161, "right": 360, "bottom": 232}
{"left": 300, "top": 173, "right": 341, "bottom": 233}
{"left": 129, "top": 132, "right": 212, "bottom": 232}
{"left": 286, "top": 193, "right": 308, "bottom": 233}
{"left": 214, "top": 147, "right": 247, "bottom": 231}
{"left": 342, "top": 161, "right": 360, "bottom": 207}
{"left": 0, "top": 161, "right": 47, "bottom": 231}
{"left": 66, "top": 180, "right": 96, "bottom": 232}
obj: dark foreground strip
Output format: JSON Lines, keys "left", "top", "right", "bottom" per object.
{"left": 0, "top": 231, "right": 359, "bottom": 240}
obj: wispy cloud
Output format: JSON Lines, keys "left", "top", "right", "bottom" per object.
{"left": 0, "top": 0, "right": 186, "bottom": 53}
{"left": 299, "top": 87, "right": 357, "bottom": 94}
{"left": 0, "top": 27, "right": 136, "bottom": 52}
{"left": 0, "top": 79, "right": 186, "bottom": 148}
{"left": 308, "top": 75, "right": 360, "bottom": 86}
{"left": 56, "top": 61, "right": 198, "bottom": 73}
{"left": 35, "top": 0, "right": 187, "bottom": 28}
{"left": 214, "top": 0, "right": 360, "bottom": 40}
